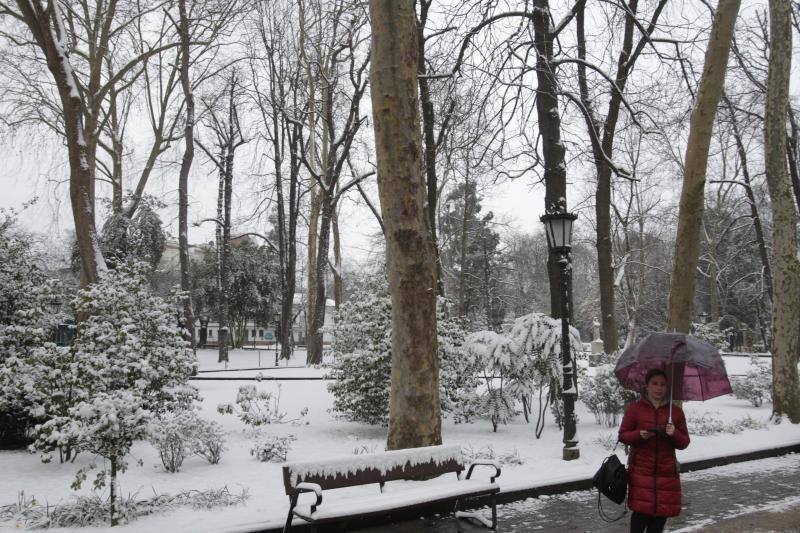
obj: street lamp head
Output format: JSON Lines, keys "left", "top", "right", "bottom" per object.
{"left": 540, "top": 210, "right": 578, "bottom": 253}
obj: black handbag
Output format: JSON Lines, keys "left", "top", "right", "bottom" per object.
{"left": 592, "top": 449, "right": 628, "bottom": 522}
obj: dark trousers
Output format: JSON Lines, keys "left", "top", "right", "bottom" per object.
{"left": 630, "top": 511, "right": 667, "bottom": 533}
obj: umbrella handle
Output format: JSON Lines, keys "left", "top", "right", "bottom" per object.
{"left": 668, "top": 339, "right": 684, "bottom": 425}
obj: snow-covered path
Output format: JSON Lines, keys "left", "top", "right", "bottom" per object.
{"left": 357, "top": 453, "right": 800, "bottom": 532}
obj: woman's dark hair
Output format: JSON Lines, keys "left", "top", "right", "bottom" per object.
{"left": 645, "top": 368, "right": 668, "bottom": 384}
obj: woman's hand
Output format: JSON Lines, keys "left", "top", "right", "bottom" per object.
{"left": 665, "top": 423, "right": 675, "bottom": 436}
{"left": 639, "top": 430, "right": 653, "bottom": 440}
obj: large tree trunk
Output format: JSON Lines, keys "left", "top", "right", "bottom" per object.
{"left": 306, "top": 186, "right": 321, "bottom": 352}
{"left": 532, "top": 0, "right": 571, "bottom": 322}
{"left": 666, "top": 0, "right": 740, "bottom": 333}
{"left": 332, "top": 204, "right": 343, "bottom": 308}
{"left": 307, "top": 192, "right": 333, "bottom": 365}
{"left": 16, "top": 1, "right": 107, "bottom": 286}
{"left": 764, "top": 0, "right": 800, "bottom": 422}
{"left": 177, "top": 0, "right": 196, "bottom": 349}
{"left": 369, "top": 0, "right": 441, "bottom": 450}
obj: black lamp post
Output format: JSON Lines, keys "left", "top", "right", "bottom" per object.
{"left": 541, "top": 206, "right": 579, "bottom": 461}
{"left": 273, "top": 311, "right": 281, "bottom": 367}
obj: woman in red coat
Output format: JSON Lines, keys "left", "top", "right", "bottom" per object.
{"left": 618, "top": 368, "right": 690, "bottom": 533}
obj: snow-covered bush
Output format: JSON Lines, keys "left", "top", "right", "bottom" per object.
{"left": 731, "top": 356, "right": 772, "bottom": 407}
{"left": 0, "top": 486, "right": 248, "bottom": 528}
{"left": 580, "top": 365, "right": 637, "bottom": 427}
{"left": 691, "top": 321, "right": 730, "bottom": 351}
{"left": 25, "top": 265, "right": 197, "bottom": 525}
{"left": 463, "top": 313, "right": 582, "bottom": 435}
{"left": 593, "top": 432, "right": 618, "bottom": 451}
{"left": 250, "top": 433, "right": 296, "bottom": 462}
{"left": 0, "top": 217, "right": 65, "bottom": 449}
{"left": 218, "top": 384, "right": 306, "bottom": 426}
{"left": 462, "top": 330, "right": 520, "bottom": 432}
{"left": 148, "top": 411, "right": 197, "bottom": 473}
{"left": 461, "top": 444, "right": 525, "bottom": 466}
{"left": 62, "top": 391, "right": 153, "bottom": 525}
{"left": 326, "top": 279, "right": 478, "bottom": 425}
{"left": 687, "top": 411, "right": 767, "bottom": 436}
{"left": 191, "top": 417, "right": 227, "bottom": 465}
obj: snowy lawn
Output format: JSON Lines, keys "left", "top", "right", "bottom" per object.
{"left": 1, "top": 350, "right": 797, "bottom": 533}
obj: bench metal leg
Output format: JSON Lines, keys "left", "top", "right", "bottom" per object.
{"left": 490, "top": 493, "right": 497, "bottom": 530}
{"left": 454, "top": 495, "right": 498, "bottom": 529}
{"left": 283, "top": 495, "right": 298, "bottom": 533}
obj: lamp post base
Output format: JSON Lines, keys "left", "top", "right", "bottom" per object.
{"left": 563, "top": 447, "right": 580, "bottom": 461}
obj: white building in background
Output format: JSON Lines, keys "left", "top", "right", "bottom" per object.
{"left": 197, "top": 294, "right": 335, "bottom": 347}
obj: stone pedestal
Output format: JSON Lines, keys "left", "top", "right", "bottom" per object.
{"left": 591, "top": 338, "right": 605, "bottom": 354}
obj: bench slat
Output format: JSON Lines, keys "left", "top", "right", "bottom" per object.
{"left": 282, "top": 445, "right": 464, "bottom": 494}
{"left": 292, "top": 479, "right": 498, "bottom": 522}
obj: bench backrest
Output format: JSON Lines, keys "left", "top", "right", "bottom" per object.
{"left": 282, "top": 444, "right": 464, "bottom": 494}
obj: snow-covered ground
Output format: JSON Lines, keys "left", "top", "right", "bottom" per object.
{"left": 0, "top": 349, "right": 797, "bottom": 533}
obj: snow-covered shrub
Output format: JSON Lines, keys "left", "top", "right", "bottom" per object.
{"left": 191, "top": 417, "right": 227, "bottom": 465}
{"left": 0, "top": 486, "right": 248, "bottom": 528}
{"left": 691, "top": 321, "right": 730, "bottom": 351}
{"left": 250, "top": 433, "right": 296, "bottom": 462}
{"left": 0, "top": 217, "right": 65, "bottom": 449}
{"left": 593, "top": 432, "right": 618, "bottom": 451}
{"left": 148, "top": 411, "right": 198, "bottom": 473}
{"left": 218, "top": 384, "right": 306, "bottom": 426}
{"left": 464, "top": 313, "right": 582, "bottom": 435}
{"left": 580, "top": 365, "right": 637, "bottom": 427}
{"left": 731, "top": 356, "right": 772, "bottom": 407}
{"left": 28, "top": 265, "right": 197, "bottom": 525}
{"left": 462, "top": 330, "right": 519, "bottom": 432}
{"left": 729, "top": 414, "right": 767, "bottom": 432}
{"left": 461, "top": 444, "right": 525, "bottom": 466}
{"left": 326, "top": 279, "right": 478, "bottom": 425}
{"left": 687, "top": 412, "right": 767, "bottom": 436}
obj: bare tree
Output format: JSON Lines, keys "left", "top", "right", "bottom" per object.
{"left": 0, "top": 1, "right": 196, "bottom": 285}
{"left": 197, "top": 73, "right": 247, "bottom": 363}
{"left": 575, "top": 0, "right": 668, "bottom": 351}
{"left": 249, "top": 0, "right": 305, "bottom": 361}
{"left": 300, "top": 0, "right": 371, "bottom": 365}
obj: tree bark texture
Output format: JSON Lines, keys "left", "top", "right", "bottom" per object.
{"left": 532, "top": 0, "right": 569, "bottom": 320}
{"left": 16, "top": 0, "right": 107, "bottom": 286}
{"left": 369, "top": 0, "right": 442, "bottom": 450}
{"left": 178, "top": 0, "right": 196, "bottom": 349}
{"left": 764, "top": 0, "right": 800, "bottom": 422}
{"left": 666, "top": 0, "right": 740, "bottom": 333}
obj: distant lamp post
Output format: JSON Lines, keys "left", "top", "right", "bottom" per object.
{"left": 273, "top": 311, "right": 281, "bottom": 366}
{"left": 199, "top": 315, "right": 209, "bottom": 349}
{"left": 541, "top": 206, "right": 579, "bottom": 461}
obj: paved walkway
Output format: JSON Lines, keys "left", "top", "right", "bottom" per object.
{"left": 357, "top": 453, "right": 800, "bottom": 532}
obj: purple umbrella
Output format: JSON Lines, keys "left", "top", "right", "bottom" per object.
{"left": 614, "top": 332, "right": 733, "bottom": 423}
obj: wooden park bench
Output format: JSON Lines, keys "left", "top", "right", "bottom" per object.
{"left": 281, "top": 444, "right": 501, "bottom": 532}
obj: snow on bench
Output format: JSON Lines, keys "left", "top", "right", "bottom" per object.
{"left": 281, "top": 444, "right": 501, "bottom": 531}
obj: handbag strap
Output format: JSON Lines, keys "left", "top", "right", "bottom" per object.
{"left": 596, "top": 491, "right": 627, "bottom": 523}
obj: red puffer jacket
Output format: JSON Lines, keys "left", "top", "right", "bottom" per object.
{"left": 618, "top": 396, "right": 690, "bottom": 517}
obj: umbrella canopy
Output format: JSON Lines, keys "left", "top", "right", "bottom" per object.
{"left": 615, "top": 332, "right": 733, "bottom": 402}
